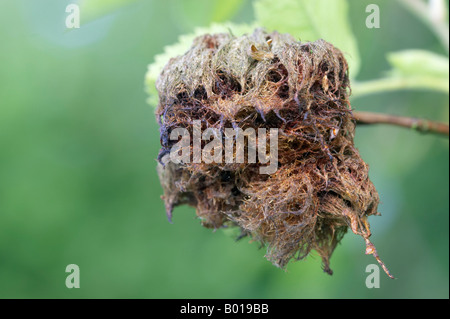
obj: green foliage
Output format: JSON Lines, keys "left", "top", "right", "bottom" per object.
{"left": 352, "top": 50, "right": 449, "bottom": 97}
{"left": 388, "top": 50, "right": 449, "bottom": 81}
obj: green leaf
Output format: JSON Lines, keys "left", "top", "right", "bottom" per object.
{"left": 253, "top": 0, "right": 360, "bottom": 77}
{"left": 387, "top": 50, "right": 449, "bottom": 79}
{"left": 145, "top": 22, "right": 256, "bottom": 107}
{"left": 78, "top": 0, "right": 139, "bottom": 23}
{"left": 352, "top": 50, "right": 449, "bottom": 98}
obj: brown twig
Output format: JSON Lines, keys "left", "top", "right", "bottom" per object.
{"left": 353, "top": 111, "right": 449, "bottom": 137}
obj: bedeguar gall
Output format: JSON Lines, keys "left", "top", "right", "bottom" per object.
{"left": 154, "top": 29, "right": 393, "bottom": 278}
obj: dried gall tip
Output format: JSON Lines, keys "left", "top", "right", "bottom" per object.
{"left": 154, "top": 29, "right": 393, "bottom": 277}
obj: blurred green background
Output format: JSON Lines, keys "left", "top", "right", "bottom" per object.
{"left": 0, "top": 0, "right": 448, "bottom": 298}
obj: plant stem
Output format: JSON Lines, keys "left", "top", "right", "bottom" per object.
{"left": 353, "top": 111, "right": 449, "bottom": 136}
